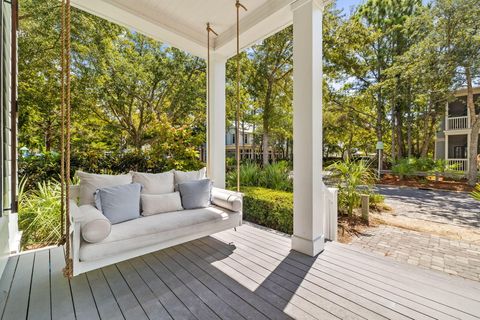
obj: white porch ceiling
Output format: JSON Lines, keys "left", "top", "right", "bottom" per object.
{"left": 71, "top": 0, "right": 296, "bottom": 59}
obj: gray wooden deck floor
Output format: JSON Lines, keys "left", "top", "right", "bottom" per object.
{"left": 0, "top": 223, "right": 479, "bottom": 320}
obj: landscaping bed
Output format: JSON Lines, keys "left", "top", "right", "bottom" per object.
{"left": 380, "top": 174, "right": 472, "bottom": 192}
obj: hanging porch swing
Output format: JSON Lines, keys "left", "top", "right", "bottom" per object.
{"left": 59, "top": 0, "right": 246, "bottom": 277}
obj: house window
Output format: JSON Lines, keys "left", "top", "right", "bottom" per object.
{"left": 232, "top": 134, "right": 235, "bottom": 144}
{"left": 243, "top": 134, "right": 248, "bottom": 144}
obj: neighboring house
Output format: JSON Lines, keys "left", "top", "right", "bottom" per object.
{"left": 225, "top": 123, "right": 286, "bottom": 161}
{"left": 435, "top": 87, "right": 480, "bottom": 171}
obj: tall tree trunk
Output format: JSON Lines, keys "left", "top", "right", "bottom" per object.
{"left": 391, "top": 111, "right": 396, "bottom": 162}
{"left": 262, "top": 133, "right": 269, "bottom": 165}
{"left": 466, "top": 67, "right": 479, "bottom": 186}
{"left": 396, "top": 108, "right": 404, "bottom": 159}
{"left": 262, "top": 81, "right": 273, "bottom": 166}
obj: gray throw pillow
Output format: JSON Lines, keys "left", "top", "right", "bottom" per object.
{"left": 95, "top": 183, "right": 142, "bottom": 224}
{"left": 177, "top": 179, "right": 212, "bottom": 209}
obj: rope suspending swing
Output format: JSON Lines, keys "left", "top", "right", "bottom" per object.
{"left": 235, "top": 0, "right": 247, "bottom": 192}
{"left": 206, "top": 22, "right": 218, "bottom": 179}
{"left": 60, "top": 0, "right": 73, "bottom": 278}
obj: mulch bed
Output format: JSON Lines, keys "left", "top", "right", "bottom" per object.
{"left": 337, "top": 214, "right": 378, "bottom": 244}
{"left": 379, "top": 174, "right": 473, "bottom": 192}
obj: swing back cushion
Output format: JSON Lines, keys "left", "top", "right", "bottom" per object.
{"left": 77, "top": 171, "right": 132, "bottom": 206}
{"left": 132, "top": 171, "right": 174, "bottom": 194}
{"left": 174, "top": 167, "right": 206, "bottom": 187}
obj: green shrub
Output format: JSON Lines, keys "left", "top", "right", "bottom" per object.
{"left": 259, "top": 161, "right": 292, "bottom": 191}
{"left": 226, "top": 162, "right": 261, "bottom": 188}
{"left": 392, "top": 157, "right": 460, "bottom": 177}
{"left": 19, "top": 150, "right": 204, "bottom": 191}
{"left": 18, "top": 179, "right": 62, "bottom": 249}
{"left": 227, "top": 161, "right": 293, "bottom": 191}
{"left": 242, "top": 187, "right": 293, "bottom": 234}
{"left": 327, "top": 159, "right": 375, "bottom": 216}
{"left": 392, "top": 158, "right": 416, "bottom": 178}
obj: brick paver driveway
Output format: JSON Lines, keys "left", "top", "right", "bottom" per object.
{"left": 375, "top": 185, "right": 480, "bottom": 228}
{"left": 351, "top": 225, "right": 480, "bottom": 281}
{"left": 350, "top": 186, "right": 480, "bottom": 281}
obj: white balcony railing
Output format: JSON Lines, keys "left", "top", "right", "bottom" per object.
{"left": 447, "top": 159, "right": 468, "bottom": 171}
{"left": 447, "top": 116, "right": 469, "bottom": 130}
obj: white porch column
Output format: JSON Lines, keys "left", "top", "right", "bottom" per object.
{"left": 207, "top": 55, "right": 227, "bottom": 188}
{"left": 291, "top": 0, "right": 325, "bottom": 256}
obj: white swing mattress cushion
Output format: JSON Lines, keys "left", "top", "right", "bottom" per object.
{"left": 79, "top": 205, "right": 240, "bottom": 262}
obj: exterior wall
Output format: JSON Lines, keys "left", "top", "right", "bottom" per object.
{"left": 0, "top": 0, "right": 13, "bottom": 277}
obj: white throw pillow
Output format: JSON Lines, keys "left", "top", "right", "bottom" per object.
{"left": 174, "top": 167, "right": 206, "bottom": 186}
{"left": 132, "top": 171, "right": 174, "bottom": 194}
{"left": 77, "top": 171, "right": 132, "bottom": 206}
{"left": 141, "top": 192, "right": 183, "bottom": 216}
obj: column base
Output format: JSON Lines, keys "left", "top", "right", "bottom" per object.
{"left": 291, "top": 234, "right": 325, "bottom": 256}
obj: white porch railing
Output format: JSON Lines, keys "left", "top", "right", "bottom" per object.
{"left": 447, "top": 116, "right": 469, "bottom": 130}
{"left": 324, "top": 187, "right": 338, "bottom": 241}
{"left": 447, "top": 159, "right": 468, "bottom": 171}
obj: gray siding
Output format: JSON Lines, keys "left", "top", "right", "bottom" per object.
{"left": 0, "top": 1, "right": 13, "bottom": 277}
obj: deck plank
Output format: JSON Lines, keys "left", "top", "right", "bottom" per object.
{"left": 27, "top": 250, "right": 51, "bottom": 320}
{"left": 228, "top": 227, "right": 479, "bottom": 320}
{"left": 70, "top": 273, "right": 100, "bottom": 320}
{"left": 165, "top": 246, "right": 270, "bottom": 320}
{"left": 50, "top": 246, "right": 75, "bottom": 320}
{"left": 101, "top": 264, "right": 149, "bottom": 320}
{"left": 153, "top": 250, "right": 244, "bottom": 320}
{"left": 219, "top": 229, "right": 460, "bottom": 320}
{"left": 183, "top": 241, "right": 317, "bottom": 320}
{"left": 116, "top": 260, "right": 173, "bottom": 320}
{"left": 0, "top": 256, "right": 18, "bottom": 318}
{"left": 142, "top": 253, "right": 222, "bottom": 320}
{"left": 86, "top": 269, "right": 125, "bottom": 320}
{"left": 2, "top": 252, "right": 34, "bottom": 320}
{"left": 204, "top": 234, "right": 389, "bottom": 320}
{"left": 197, "top": 237, "right": 359, "bottom": 320}
{"left": 129, "top": 257, "right": 197, "bottom": 320}
{"left": 177, "top": 243, "right": 293, "bottom": 320}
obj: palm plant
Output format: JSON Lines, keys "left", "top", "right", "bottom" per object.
{"left": 18, "top": 178, "right": 62, "bottom": 249}
{"left": 327, "top": 159, "right": 375, "bottom": 216}
{"left": 471, "top": 183, "right": 480, "bottom": 201}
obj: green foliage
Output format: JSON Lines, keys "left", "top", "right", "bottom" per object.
{"left": 392, "top": 157, "right": 460, "bottom": 178}
{"left": 392, "top": 158, "right": 417, "bottom": 178}
{"left": 471, "top": 184, "right": 480, "bottom": 201}
{"left": 18, "top": 179, "right": 62, "bottom": 249}
{"left": 242, "top": 187, "right": 293, "bottom": 234}
{"left": 327, "top": 159, "right": 376, "bottom": 215}
{"left": 259, "top": 162, "right": 292, "bottom": 191}
{"left": 226, "top": 161, "right": 292, "bottom": 191}
{"left": 19, "top": 150, "right": 203, "bottom": 191}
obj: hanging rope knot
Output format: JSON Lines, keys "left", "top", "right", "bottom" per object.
{"left": 236, "top": 0, "right": 247, "bottom": 11}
